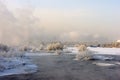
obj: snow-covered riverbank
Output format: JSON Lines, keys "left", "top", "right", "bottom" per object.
{"left": 0, "top": 57, "right": 37, "bottom": 77}
{"left": 25, "top": 47, "right": 120, "bottom": 56}
{"left": 1, "top": 47, "right": 120, "bottom": 77}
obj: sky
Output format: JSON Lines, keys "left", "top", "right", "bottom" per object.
{"left": 0, "top": 0, "right": 120, "bottom": 45}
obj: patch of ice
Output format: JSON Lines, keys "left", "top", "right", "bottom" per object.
{"left": 93, "top": 62, "right": 116, "bottom": 67}
{"left": 92, "top": 55, "right": 114, "bottom": 60}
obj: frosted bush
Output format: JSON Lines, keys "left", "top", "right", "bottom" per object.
{"left": 19, "top": 46, "right": 35, "bottom": 52}
{"left": 8, "top": 50, "right": 24, "bottom": 58}
{"left": 39, "top": 44, "right": 44, "bottom": 50}
{"left": 74, "top": 44, "right": 93, "bottom": 61}
{"left": 74, "top": 44, "right": 80, "bottom": 47}
{"left": 0, "top": 49, "right": 24, "bottom": 58}
{"left": 0, "top": 44, "right": 10, "bottom": 52}
{"left": 46, "top": 42, "right": 64, "bottom": 51}
{"left": 32, "top": 44, "right": 45, "bottom": 52}
{"left": 77, "top": 44, "right": 87, "bottom": 52}
{"left": 19, "top": 45, "right": 45, "bottom": 52}
{"left": 46, "top": 44, "right": 54, "bottom": 51}
{"left": 75, "top": 50, "right": 93, "bottom": 61}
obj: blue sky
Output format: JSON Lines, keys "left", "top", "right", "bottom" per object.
{"left": 4, "top": 0, "right": 120, "bottom": 18}
{"left": 4, "top": 0, "right": 120, "bottom": 10}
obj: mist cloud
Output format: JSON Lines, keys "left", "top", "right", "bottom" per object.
{"left": 0, "top": 1, "right": 119, "bottom": 46}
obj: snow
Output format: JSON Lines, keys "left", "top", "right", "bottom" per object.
{"left": 63, "top": 47, "right": 79, "bottom": 53}
{"left": 93, "top": 61, "right": 120, "bottom": 67}
{"left": 25, "top": 47, "right": 118, "bottom": 62}
{"left": 25, "top": 47, "right": 120, "bottom": 56}
{"left": 92, "top": 55, "right": 114, "bottom": 60}
{"left": 64, "top": 47, "right": 120, "bottom": 55}
{"left": 88, "top": 47, "right": 120, "bottom": 55}
{"left": 0, "top": 57, "right": 37, "bottom": 77}
{"left": 25, "top": 47, "right": 79, "bottom": 56}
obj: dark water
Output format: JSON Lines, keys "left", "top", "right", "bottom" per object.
{"left": 0, "top": 54, "right": 120, "bottom": 80}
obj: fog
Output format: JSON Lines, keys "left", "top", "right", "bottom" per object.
{"left": 0, "top": 1, "right": 120, "bottom": 45}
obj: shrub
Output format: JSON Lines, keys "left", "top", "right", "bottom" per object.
{"left": 74, "top": 50, "right": 93, "bottom": 61}
{"left": 0, "top": 44, "right": 10, "bottom": 52}
{"left": 39, "top": 44, "right": 44, "bottom": 50}
{"left": 19, "top": 46, "right": 32, "bottom": 52}
{"left": 77, "top": 44, "right": 87, "bottom": 52}
{"left": 0, "top": 48, "right": 24, "bottom": 58}
{"left": 46, "top": 42, "right": 64, "bottom": 51}
{"left": 74, "top": 44, "right": 93, "bottom": 61}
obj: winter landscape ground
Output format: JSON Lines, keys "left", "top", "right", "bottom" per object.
{"left": 0, "top": 46, "right": 120, "bottom": 80}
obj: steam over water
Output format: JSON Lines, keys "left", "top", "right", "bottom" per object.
{"left": 0, "top": 0, "right": 120, "bottom": 45}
